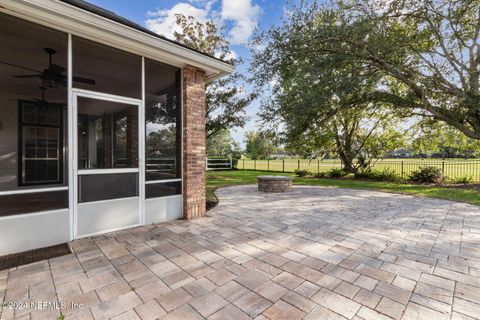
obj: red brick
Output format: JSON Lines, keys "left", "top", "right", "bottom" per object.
{"left": 183, "top": 66, "right": 206, "bottom": 219}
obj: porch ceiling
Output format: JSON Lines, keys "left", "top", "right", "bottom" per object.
{"left": 0, "top": 0, "right": 235, "bottom": 82}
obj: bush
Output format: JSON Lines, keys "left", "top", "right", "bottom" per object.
{"left": 409, "top": 166, "right": 444, "bottom": 184}
{"left": 294, "top": 169, "right": 311, "bottom": 177}
{"left": 452, "top": 175, "right": 473, "bottom": 184}
{"left": 370, "top": 168, "right": 400, "bottom": 182}
{"left": 354, "top": 168, "right": 399, "bottom": 182}
{"left": 354, "top": 168, "right": 373, "bottom": 179}
{"left": 313, "top": 171, "right": 328, "bottom": 178}
{"left": 327, "top": 168, "right": 348, "bottom": 178}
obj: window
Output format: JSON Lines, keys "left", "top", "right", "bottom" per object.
{"left": 145, "top": 59, "right": 182, "bottom": 183}
{"left": 19, "top": 101, "right": 63, "bottom": 185}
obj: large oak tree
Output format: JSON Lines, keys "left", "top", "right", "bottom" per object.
{"left": 173, "top": 15, "right": 256, "bottom": 139}
{"left": 251, "top": 0, "right": 480, "bottom": 140}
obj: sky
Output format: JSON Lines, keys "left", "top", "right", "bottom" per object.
{"left": 87, "top": 0, "right": 288, "bottom": 146}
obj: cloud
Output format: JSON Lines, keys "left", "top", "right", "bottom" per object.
{"left": 223, "top": 50, "right": 237, "bottom": 61}
{"left": 145, "top": 0, "right": 261, "bottom": 46}
{"left": 221, "top": 0, "right": 261, "bottom": 44}
{"left": 145, "top": 3, "right": 210, "bottom": 38}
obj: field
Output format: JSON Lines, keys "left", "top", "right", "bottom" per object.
{"left": 236, "top": 158, "right": 480, "bottom": 182}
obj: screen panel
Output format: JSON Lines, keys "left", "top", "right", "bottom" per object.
{"left": 0, "top": 191, "right": 68, "bottom": 217}
{"left": 77, "top": 97, "right": 138, "bottom": 169}
{"left": 78, "top": 173, "right": 138, "bottom": 203}
{"left": 73, "top": 36, "right": 141, "bottom": 99}
{"left": 144, "top": 59, "right": 182, "bottom": 181}
{"left": 145, "top": 181, "right": 182, "bottom": 199}
{"left": 0, "top": 12, "right": 68, "bottom": 192}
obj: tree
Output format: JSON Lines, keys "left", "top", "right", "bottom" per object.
{"left": 410, "top": 120, "right": 480, "bottom": 157}
{"left": 173, "top": 15, "right": 256, "bottom": 139}
{"left": 283, "top": 108, "right": 405, "bottom": 172}
{"left": 245, "top": 131, "right": 276, "bottom": 160}
{"left": 145, "top": 125, "right": 177, "bottom": 165}
{"left": 206, "top": 129, "right": 241, "bottom": 157}
{"left": 251, "top": 17, "right": 405, "bottom": 172}
{"left": 251, "top": 0, "right": 480, "bottom": 140}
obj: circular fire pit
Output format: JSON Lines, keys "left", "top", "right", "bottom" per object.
{"left": 257, "top": 176, "right": 293, "bottom": 193}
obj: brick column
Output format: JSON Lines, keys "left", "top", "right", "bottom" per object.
{"left": 183, "top": 66, "right": 206, "bottom": 219}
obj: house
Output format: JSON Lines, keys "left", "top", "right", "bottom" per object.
{"left": 0, "top": 0, "right": 233, "bottom": 255}
{"left": 384, "top": 148, "right": 413, "bottom": 159}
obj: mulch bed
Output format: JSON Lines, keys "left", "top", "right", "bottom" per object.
{"left": 0, "top": 243, "right": 71, "bottom": 271}
{"left": 445, "top": 183, "right": 480, "bottom": 190}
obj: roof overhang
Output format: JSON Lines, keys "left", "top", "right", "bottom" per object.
{"left": 0, "top": 0, "right": 234, "bottom": 82}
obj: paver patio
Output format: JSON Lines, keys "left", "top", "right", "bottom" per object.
{"left": 1, "top": 185, "right": 480, "bottom": 320}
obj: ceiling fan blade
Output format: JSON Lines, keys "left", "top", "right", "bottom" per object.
{"left": 13, "top": 74, "right": 41, "bottom": 78}
{"left": 0, "top": 61, "right": 41, "bottom": 73}
{"left": 73, "top": 76, "right": 96, "bottom": 85}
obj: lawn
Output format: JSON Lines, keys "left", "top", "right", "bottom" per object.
{"left": 237, "top": 158, "right": 480, "bottom": 182}
{"left": 207, "top": 170, "right": 480, "bottom": 209}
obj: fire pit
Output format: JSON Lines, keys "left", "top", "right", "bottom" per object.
{"left": 257, "top": 175, "right": 293, "bottom": 193}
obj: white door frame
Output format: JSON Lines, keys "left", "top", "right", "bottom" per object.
{"left": 71, "top": 88, "right": 144, "bottom": 239}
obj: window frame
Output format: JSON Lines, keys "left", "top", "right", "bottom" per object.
{"left": 18, "top": 100, "right": 64, "bottom": 187}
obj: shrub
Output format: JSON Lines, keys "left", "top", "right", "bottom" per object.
{"left": 294, "top": 169, "right": 311, "bottom": 177}
{"left": 409, "top": 166, "right": 444, "bottom": 184}
{"left": 313, "top": 171, "right": 328, "bottom": 178}
{"left": 452, "top": 175, "right": 473, "bottom": 184}
{"left": 327, "top": 168, "right": 348, "bottom": 178}
{"left": 354, "top": 168, "right": 373, "bottom": 179}
{"left": 370, "top": 168, "right": 400, "bottom": 182}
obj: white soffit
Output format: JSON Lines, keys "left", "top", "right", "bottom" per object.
{"left": 0, "top": 0, "right": 234, "bottom": 82}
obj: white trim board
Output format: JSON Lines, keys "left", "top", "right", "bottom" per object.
{"left": 75, "top": 224, "right": 142, "bottom": 239}
{"left": 78, "top": 169, "right": 140, "bottom": 175}
{"left": 0, "top": 208, "right": 69, "bottom": 221}
{"left": 145, "top": 179, "right": 182, "bottom": 184}
{"left": 0, "top": 186, "right": 68, "bottom": 196}
{"left": 145, "top": 194, "right": 183, "bottom": 202}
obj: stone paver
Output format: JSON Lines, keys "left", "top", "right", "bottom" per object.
{"left": 2, "top": 185, "right": 480, "bottom": 320}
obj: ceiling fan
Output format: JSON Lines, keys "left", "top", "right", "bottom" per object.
{"left": 0, "top": 48, "right": 95, "bottom": 87}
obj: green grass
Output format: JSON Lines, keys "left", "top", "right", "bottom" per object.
{"left": 207, "top": 170, "right": 480, "bottom": 209}
{"left": 237, "top": 158, "right": 480, "bottom": 182}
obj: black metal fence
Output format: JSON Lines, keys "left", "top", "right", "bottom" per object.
{"left": 236, "top": 159, "right": 480, "bottom": 182}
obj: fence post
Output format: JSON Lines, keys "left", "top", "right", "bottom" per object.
{"left": 267, "top": 159, "right": 270, "bottom": 171}
{"left": 317, "top": 159, "right": 320, "bottom": 172}
{"left": 243, "top": 158, "right": 245, "bottom": 170}
{"left": 254, "top": 159, "right": 256, "bottom": 171}
{"left": 442, "top": 161, "right": 445, "bottom": 175}
{"left": 298, "top": 159, "right": 300, "bottom": 170}
{"left": 401, "top": 161, "right": 404, "bottom": 179}
{"left": 230, "top": 156, "right": 233, "bottom": 170}
{"left": 282, "top": 159, "right": 285, "bottom": 172}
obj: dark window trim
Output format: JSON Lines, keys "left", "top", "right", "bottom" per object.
{"left": 18, "top": 100, "right": 64, "bottom": 187}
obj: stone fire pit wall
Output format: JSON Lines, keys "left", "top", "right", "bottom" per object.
{"left": 257, "top": 176, "right": 293, "bottom": 193}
